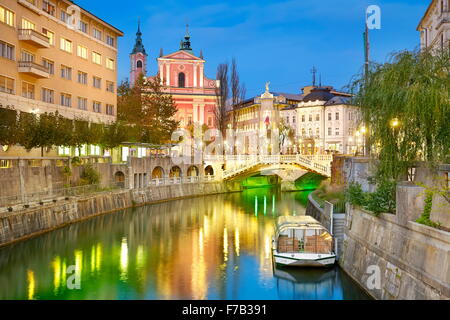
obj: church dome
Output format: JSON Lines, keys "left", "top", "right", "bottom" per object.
{"left": 302, "top": 87, "right": 335, "bottom": 103}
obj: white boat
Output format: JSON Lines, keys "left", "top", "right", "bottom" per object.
{"left": 272, "top": 216, "right": 336, "bottom": 267}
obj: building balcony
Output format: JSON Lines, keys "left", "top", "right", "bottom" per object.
{"left": 18, "top": 61, "right": 50, "bottom": 78}
{"left": 18, "top": 29, "right": 50, "bottom": 48}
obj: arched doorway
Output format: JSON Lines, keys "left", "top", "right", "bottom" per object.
{"left": 169, "top": 166, "right": 182, "bottom": 178}
{"left": 151, "top": 166, "right": 164, "bottom": 179}
{"left": 178, "top": 72, "right": 185, "bottom": 88}
{"left": 114, "top": 171, "right": 125, "bottom": 188}
{"left": 204, "top": 165, "right": 214, "bottom": 176}
{"left": 187, "top": 165, "right": 199, "bottom": 177}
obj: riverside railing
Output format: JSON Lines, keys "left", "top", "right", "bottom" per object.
{"left": 0, "top": 183, "right": 118, "bottom": 209}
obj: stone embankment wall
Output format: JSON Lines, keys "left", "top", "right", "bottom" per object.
{"left": 305, "top": 194, "right": 346, "bottom": 259}
{"left": 0, "top": 181, "right": 241, "bottom": 247}
{"left": 340, "top": 205, "right": 450, "bottom": 300}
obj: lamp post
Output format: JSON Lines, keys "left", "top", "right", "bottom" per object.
{"left": 360, "top": 126, "right": 367, "bottom": 157}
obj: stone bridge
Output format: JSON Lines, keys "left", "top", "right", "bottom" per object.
{"left": 123, "top": 154, "right": 332, "bottom": 190}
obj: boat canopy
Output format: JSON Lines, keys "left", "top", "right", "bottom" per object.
{"left": 276, "top": 216, "right": 323, "bottom": 231}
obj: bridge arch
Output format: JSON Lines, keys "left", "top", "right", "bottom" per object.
{"left": 204, "top": 165, "right": 214, "bottom": 176}
{"left": 151, "top": 166, "right": 165, "bottom": 179}
{"left": 114, "top": 171, "right": 125, "bottom": 188}
{"left": 187, "top": 165, "right": 199, "bottom": 177}
{"left": 169, "top": 166, "right": 182, "bottom": 178}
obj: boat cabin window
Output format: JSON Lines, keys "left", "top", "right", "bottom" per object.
{"left": 277, "top": 228, "right": 332, "bottom": 254}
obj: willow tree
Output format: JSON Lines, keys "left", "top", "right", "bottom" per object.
{"left": 349, "top": 49, "right": 450, "bottom": 181}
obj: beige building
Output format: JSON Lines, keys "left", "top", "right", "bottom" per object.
{"left": 0, "top": 0, "right": 123, "bottom": 125}
{"left": 417, "top": 0, "right": 450, "bottom": 51}
{"left": 296, "top": 87, "right": 361, "bottom": 155}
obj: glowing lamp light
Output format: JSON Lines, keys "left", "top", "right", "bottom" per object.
{"left": 360, "top": 126, "right": 367, "bottom": 134}
{"left": 390, "top": 118, "right": 400, "bottom": 128}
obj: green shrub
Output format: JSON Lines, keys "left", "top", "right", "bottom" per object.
{"left": 365, "top": 179, "right": 396, "bottom": 215}
{"left": 416, "top": 191, "right": 440, "bottom": 228}
{"left": 345, "top": 182, "right": 367, "bottom": 207}
{"left": 80, "top": 164, "right": 100, "bottom": 185}
{"left": 345, "top": 180, "right": 396, "bottom": 216}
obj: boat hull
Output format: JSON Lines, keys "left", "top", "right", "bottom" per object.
{"left": 273, "top": 251, "right": 336, "bottom": 267}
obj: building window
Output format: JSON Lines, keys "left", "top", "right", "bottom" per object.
{"left": 316, "top": 128, "right": 320, "bottom": 136}
{"left": 42, "top": 28, "right": 54, "bottom": 45}
{"left": 92, "top": 28, "right": 102, "bottom": 40}
{"left": 0, "top": 75, "right": 14, "bottom": 94}
{"left": 328, "top": 113, "right": 332, "bottom": 121}
{"left": 93, "top": 101, "right": 101, "bottom": 113}
{"left": 328, "top": 127, "right": 332, "bottom": 136}
{"left": 60, "top": 93, "right": 71, "bottom": 107}
{"left": 286, "top": 116, "right": 289, "bottom": 123}
{"left": 77, "top": 71, "right": 87, "bottom": 84}
{"left": 0, "top": 6, "right": 15, "bottom": 27}
{"left": 106, "top": 35, "right": 115, "bottom": 47}
{"left": 22, "top": 82, "right": 35, "bottom": 99}
{"left": 77, "top": 97, "right": 87, "bottom": 110}
{"left": 42, "top": 1, "right": 55, "bottom": 16}
{"left": 61, "top": 65, "right": 72, "bottom": 80}
{"left": 208, "top": 117, "right": 212, "bottom": 127}
{"left": 92, "top": 51, "right": 101, "bottom": 65}
{"left": 60, "top": 38, "right": 72, "bottom": 53}
{"left": 301, "top": 115, "right": 305, "bottom": 122}
{"left": 79, "top": 20, "right": 87, "bottom": 33}
{"left": 0, "top": 41, "right": 14, "bottom": 60}
{"left": 60, "top": 10, "right": 69, "bottom": 24}
{"left": 137, "top": 60, "right": 142, "bottom": 68}
{"left": 21, "top": 18, "right": 35, "bottom": 30}
{"left": 77, "top": 45, "right": 88, "bottom": 59}
{"left": 335, "top": 128, "right": 340, "bottom": 136}
{"left": 178, "top": 72, "right": 185, "bottom": 88}
{"left": 301, "top": 128, "right": 306, "bottom": 136}
{"left": 316, "top": 114, "right": 320, "bottom": 121}
{"left": 41, "top": 88, "right": 54, "bottom": 103}
{"left": 106, "top": 58, "right": 115, "bottom": 70}
{"left": 106, "top": 104, "right": 114, "bottom": 115}
{"left": 348, "top": 112, "right": 352, "bottom": 120}
{"left": 335, "top": 112, "right": 340, "bottom": 120}
{"left": 93, "top": 76, "right": 101, "bottom": 89}
{"left": 42, "top": 59, "right": 54, "bottom": 74}
{"left": 292, "top": 116, "right": 296, "bottom": 123}
{"left": 106, "top": 81, "right": 114, "bottom": 93}
{"left": 309, "top": 114, "right": 312, "bottom": 121}
{"left": 21, "top": 50, "right": 34, "bottom": 62}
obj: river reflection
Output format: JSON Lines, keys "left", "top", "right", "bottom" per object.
{"left": 0, "top": 188, "right": 371, "bottom": 300}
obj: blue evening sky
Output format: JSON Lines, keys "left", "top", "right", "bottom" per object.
{"left": 74, "top": 0, "right": 428, "bottom": 97}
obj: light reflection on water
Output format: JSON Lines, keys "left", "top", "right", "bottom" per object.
{"left": 0, "top": 188, "right": 371, "bottom": 300}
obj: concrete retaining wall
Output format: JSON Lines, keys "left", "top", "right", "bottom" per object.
{"left": 0, "top": 181, "right": 242, "bottom": 247}
{"left": 340, "top": 206, "right": 450, "bottom": 300}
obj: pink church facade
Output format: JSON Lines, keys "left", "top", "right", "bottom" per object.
{"left": 130, "top": 25, "right": 218, "bottom": 129}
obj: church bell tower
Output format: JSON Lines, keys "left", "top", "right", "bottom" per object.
{"left": 130, "top": 20, "right": 147, "bottom": 87}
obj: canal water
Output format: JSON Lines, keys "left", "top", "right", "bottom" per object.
{"left": 0, "top": 188, "right": 371, "bottom": 300}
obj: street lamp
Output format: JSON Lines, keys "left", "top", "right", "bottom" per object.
{"left": 390, "top": 118, "right": 399, "bottom": 128}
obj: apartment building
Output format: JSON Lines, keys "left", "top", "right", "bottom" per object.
{"left": 296, "top": 87, "right": 362, "bottom": 155}
{"left": 0, "top": 0, "right": 123, "bottom": 125}
{"left": 417, "top": 0, "right": 449, "bottom": 51}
